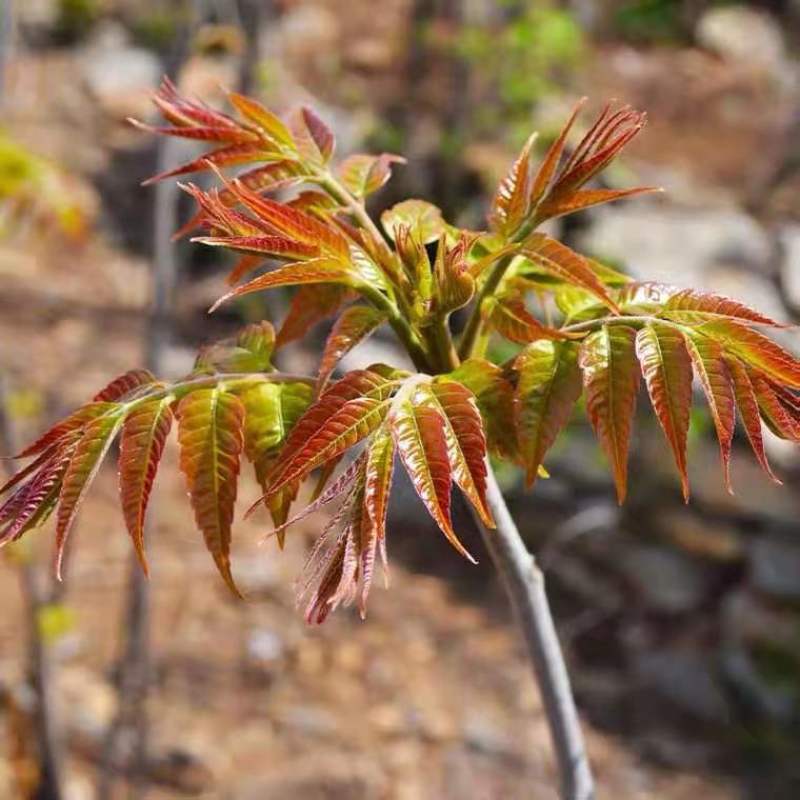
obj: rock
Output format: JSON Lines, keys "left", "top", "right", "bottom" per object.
{"left": 276, "top": 705, "right": 339, "bottom": 737}
{"left": 749, "top": 534, "right": 800, "bottom": 601}
{"left": 617, "top": 544, "right": 712, "bottom": 613}
{"left": 462, "top": 713, "right": 518, "bottom": 759}
{"left": 245, "top": 628, "right": 286, "bottom": 667}
{"left": 779, "top": 225, "right": 800, "bottom": 311}
{"left": 656, "top": 508, "right": 743, "bottom": 562}
{"left": 634, "top": 649, "right": 730, "bottom": 723}
{"left": 580, "top": 204, "right": 787, "bottom": 323}
{"left": 238, "top": 752, "right": 386, "bottom": 800}
{"left": 80, "top": 22, "right": 161, "bottom": 119}
{"left": 654, "top": 438, "right": 800, "bottom": 524}
{"left": 696, "top": 7, "right": 789, "bottom": 83}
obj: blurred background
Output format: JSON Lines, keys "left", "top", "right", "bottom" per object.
{"left": 0, "top": 0, "right": 799, "bottom": 798}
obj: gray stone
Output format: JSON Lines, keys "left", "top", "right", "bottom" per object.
{"left": 749, "top": 534, "right": 800, "bottom": 601}
{"left": 779, "top": 224, "right": 800, "bottom": 311}
{"left": 580, "top": 204, "right": 787, "bottom": 324}
{"left": 617, "top": 544, "right": 710, "bottom": 613}
{"left": 697, "top": 7, "right": 789, "bottom": 83}
{"left": 80, "top": 22, "right": 161, "bottom": 118}
{"left": 634, "top": 650, "right": 730, "bottom": 723}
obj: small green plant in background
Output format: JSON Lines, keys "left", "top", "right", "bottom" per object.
{"left": 0, "top": 133, "right": 89, "bottom": 241}
{"left": 452, "top": 0, "right": 584, "bottom": 144}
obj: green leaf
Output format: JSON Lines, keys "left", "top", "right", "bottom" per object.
{"left": 176, "top": 388, "right": 245, "bottom": 596}
{"left": 337, "top": 153, "right": 405, "bottom": 198}
{"left": 238, "top": 380, "right": 313, "bottom": 537}
{"left": 515, "top": 340, "right": 582, "bottom": 485}
{"left": 381, "top": 199, "right": 445, "bottom": 244}
{"left": 195, "top": 321, "right": 276, "bottom": 374}
{"left": 580, "top": 325, "right": 639, "bottom": 503}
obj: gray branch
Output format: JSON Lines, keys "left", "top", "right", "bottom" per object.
{"left": 472, "top": 469, "right": 595, "bottom": 800}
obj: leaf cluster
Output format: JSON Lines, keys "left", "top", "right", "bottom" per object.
{"left": 4, "top": 83, "right": 800, "bottom": 621}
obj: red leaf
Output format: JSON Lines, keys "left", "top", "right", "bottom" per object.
{"left": 635, "top": 323, "right": 693, "bottom": 501}
{"left": 14, "top": 402, "right": 116, "bottom": 459}
{"left": 0, "top": 447, "right": 74, "bottom": 544}
{"left": 487, "top": 295, "right": 579, "bottom": 345}
{"left": 389, "top": 386, "right": 475, "bottom": 562}
{"left": 194, "top": 234, "right": 320, "bottom": 261}
{"left": 118, "top": 398, "right": 174, "bottom": 574}
{"left": 697, "top": 319, "right": 800, "bottom": 388}
{"left": 429, "top": 380, "right": 494, "bottom": 527}
{"left": 265, "top": 369, "right": 400, "bottom": 499}
{"left": 362, "top": 428, "right": 395, "bottom": 601}
{"left": 143, "top": 143, "right": 269, "bottom": 185}
{"left": 536, "top": 186, "right": 660, "bottom": 222}
{"left": 529, "top": 97, "right": 586, "bottom": 205}
{"left": 209, "top": 259, "right": 355, "bottom": 313}
{"left": 317, "top": 305, "right": 387, "bottom": 389}
{"left": 725, "top": 357, "right": 780, "bottom": 483}
{"left": 93, "top": 369, "right": 156, "bottom": 402}
{"left": 300, "top": 107, "right": 335, "bottom": 162}
{"left": 449, "top": 359, "right": 517, "bottom": 461}
{"left": 522, "top": 234, "right": 619, "bottom": 311}
{"left": 490, "top": 132, "right": 536, "bottom": 234}
{"left": 129, "top": 119, "right": 259, "bottom": 144}
{"left": 580, "top": 325, "right": 640, "bottom": 503}
{"left": 662, "top": 289, "right": 785, "bottom": 327}
{"left": 276, "top": 285, "right": 354, "bottom": 347}
{"left": 55, "top": 413, "right": 125, "bottom": 577}
{"left": 684, "top": 333, "right": 735, "bottom": 493}
{"left": 752, "top": 374, "right": 800, "bottom": 441}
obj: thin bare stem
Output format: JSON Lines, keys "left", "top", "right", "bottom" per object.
{"left": 473, "top": 470, "right": 595, "bottom": 800}
{"left": 0, "top": 376, "right": 65, "bottom": 800}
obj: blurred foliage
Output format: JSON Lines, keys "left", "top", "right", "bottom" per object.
{"left": 54, "top": 0, "right": 101, "bottom": 43}
{"left": 612, "top": 0, "right": 726, "bottom": 43}
{"left": 451, "top": 1, "right": 584, "bottom": 143}
{"left": 131, "top": 7, "right": 180, "bottom": 51}
{"left": 0, "top": 133, "right": 89, "bottom": 242}
{"left": 37, "top": 603, "right": 76, "bottom": 644}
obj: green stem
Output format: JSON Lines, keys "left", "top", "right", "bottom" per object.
{"left": 427, "top": 315, "right": 460, "bottom": 373}
{"left": 118, "top": 372, "right": 315, "bottom": 415}
{"left": 560, "top": 314, "right": 683, "bottom": 335}
{"left": 458, "top": 253, "right": 515, "bottom": 360}
{"left": 359, "top": 282, "right": 433, "bottom": 373}
{"left": 315, "top": 171, "right": 433, "bottom": 373}
{"left": 457, "top": 217, "right": 538, "bottom": 360}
